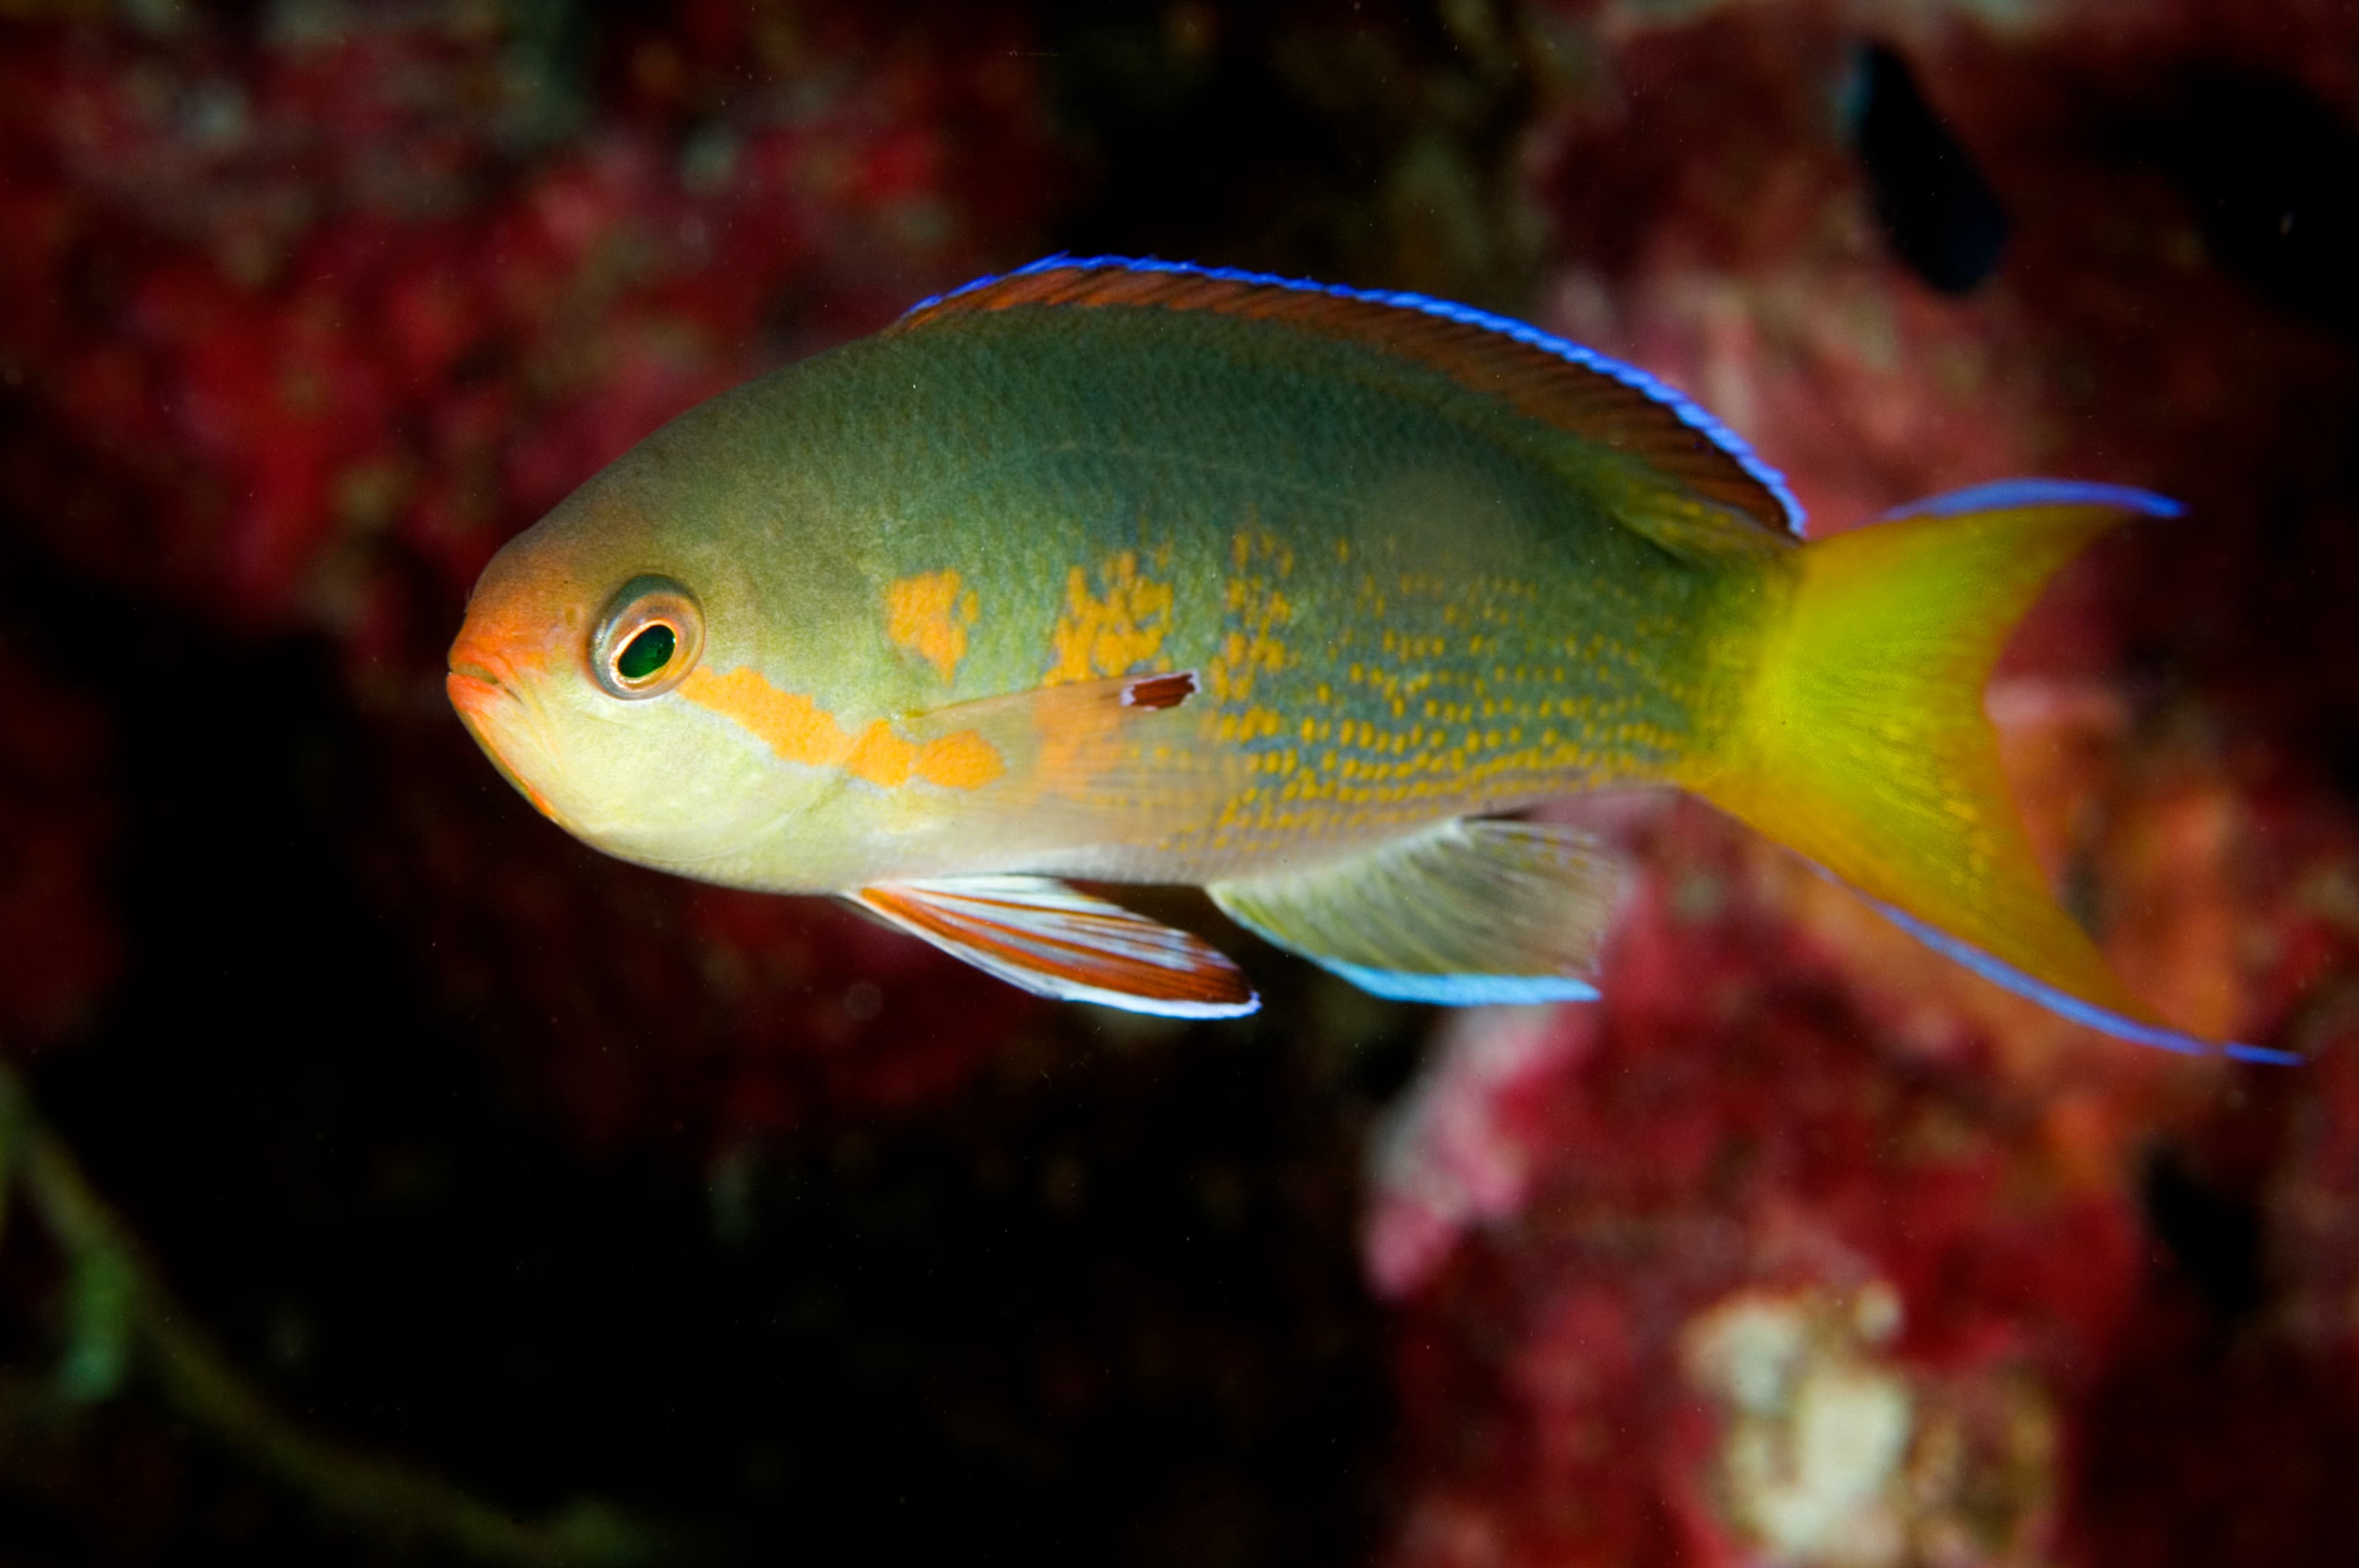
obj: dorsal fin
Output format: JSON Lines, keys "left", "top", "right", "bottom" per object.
{"left": 894, "top": 255, "right": 1805, "bottom": 538}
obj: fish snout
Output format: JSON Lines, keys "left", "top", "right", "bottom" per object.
{"left": 444, "top": 655, "right": 574, "bottom": 829}
{"left": 444, "top": 638, "right": 526, "bottom": 762}
{"left": 445, "top": 664, "right": 507, "bottom": 720}
{"left": 446, "top": 619, "right": 541, "bottom": 775}
{"left": 447, "top": 604, "right": 526, "bottom": 680}
{"left": 446, "top": 587, "right": 563, "bottom": 716}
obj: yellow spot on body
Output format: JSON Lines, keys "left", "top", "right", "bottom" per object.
{"left": 681, "top": 666, "right": 1002, "bottom": 792}
{"left": 1205, "top": 523, "right": 1297, "bottom": 703}
{"left": 886, "top": 569, "right": 978, "bottom": 682}
{"left": 1047, "top": 550, "right": 1173, "bottom": 684}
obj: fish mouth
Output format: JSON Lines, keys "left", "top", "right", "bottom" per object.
{"left": 445, "top": 663, "right": 506, "bottom": 715}
{"left": 444, "top": 664, "right": 522, "bottom": 774}
{"left": 444, "top": 665, "right": 573, "bottom": 830}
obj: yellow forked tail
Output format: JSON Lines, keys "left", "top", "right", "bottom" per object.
{"left": 1684, "top": 482, "right": 2288, "bottom": 1063}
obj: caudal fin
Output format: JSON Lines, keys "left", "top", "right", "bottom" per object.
{"left": 1684, "top": 482, "right": 2291, "bottom": 1063}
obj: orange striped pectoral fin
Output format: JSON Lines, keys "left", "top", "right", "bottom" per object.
{"left": 850, "top": 876, "right": 1257, "bottom": 1018}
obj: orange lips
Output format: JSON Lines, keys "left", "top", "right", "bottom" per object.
{"left": 445, "top": 592, "right": 575, "bottom": 827}
{"left": 444, "top": 668, "right": 569, "bottom": 825}
{"left": 445, "top": 666, "right": 504, "bottom": 719}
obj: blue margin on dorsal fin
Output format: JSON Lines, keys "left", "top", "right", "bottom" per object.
{"left": 903, "top": 254, "right": 1809, "bottom": 538}
{"left": 1856, "top": 884, "right": 2299, "bottom": 1064}
{"left": 1875, "top": 479, "right": 2183, "bottom": 523}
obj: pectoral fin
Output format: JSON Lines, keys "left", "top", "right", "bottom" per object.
{"left": 850, "top": 875, "right": 1258, "bottom": 1018}
{"left": 894, "top": 670, "right": 1245, "bottom": 856}
{"left": 1208, "top": 818, "right": 1621, "bottom": 1005}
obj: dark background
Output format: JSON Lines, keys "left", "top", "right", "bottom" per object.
{"left": 3, "top": 2, "right": 2358, "bottom": 1564}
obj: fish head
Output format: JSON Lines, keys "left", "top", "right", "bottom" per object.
{"left": 447, "top": 464, "right": 854, "bottom": 887}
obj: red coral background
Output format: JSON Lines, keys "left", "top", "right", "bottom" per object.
{"left": 1, "top": 2, "right": 2356, "bottom": 1564}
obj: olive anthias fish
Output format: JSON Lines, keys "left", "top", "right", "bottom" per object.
{"left": 447, "top": 255, "right": 2290, "bottom": 1062}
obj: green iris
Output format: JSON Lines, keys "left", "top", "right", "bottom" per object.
{"left": 616, "top": 623, "right": 676, "bottom": 681}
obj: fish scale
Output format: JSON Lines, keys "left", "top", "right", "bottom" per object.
{"left": 839, "top": 308, "right": 1727, "bottom": 875}
{"left": 445, "top": 255, "right": 2292, "bottom": 1058}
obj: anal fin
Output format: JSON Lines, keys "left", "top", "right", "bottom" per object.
{"left": 1208, "top": 818, "right": 1619, "bottom": 1005}
{"left": 850, "top": 875, "right": 1257, "bottom": 1018}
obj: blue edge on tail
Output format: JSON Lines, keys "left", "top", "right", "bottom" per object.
{"left": 916, "top": 255, "right": 2301, "bottom": 1066}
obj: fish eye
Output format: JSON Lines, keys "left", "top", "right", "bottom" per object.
{"left": 592, "top": 575, "right": 704, "bottom": 700}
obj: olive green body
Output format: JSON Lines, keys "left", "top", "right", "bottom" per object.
{"left": 487, "top": 305, "right": 1762, "bottom": 893}
{"left": 448, "top": 275, "right": 2236, "bottom": 1048}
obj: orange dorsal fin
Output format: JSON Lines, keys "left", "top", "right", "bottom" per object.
{"left": 892, "top": 256, "right": 1803, "bottom": 539}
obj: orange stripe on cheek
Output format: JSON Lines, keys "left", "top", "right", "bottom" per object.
{"left": 914, "top": 728, "right": 1004, "bottom": 789}
{"left": 847, "top": 721, "right": 917, "bottom": 787}
{"left": 679, "top": 666, "right": 1003, "bottom": 792}
{"left": 679, "top": 666, "right": 859, "bottom": 769}
{"left": 849, "top": 722, "right": 1006, "bottom": 790}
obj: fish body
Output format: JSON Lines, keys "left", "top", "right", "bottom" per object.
{"left": 449, "top": 257, "right": 2282, "bottom": 1058}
